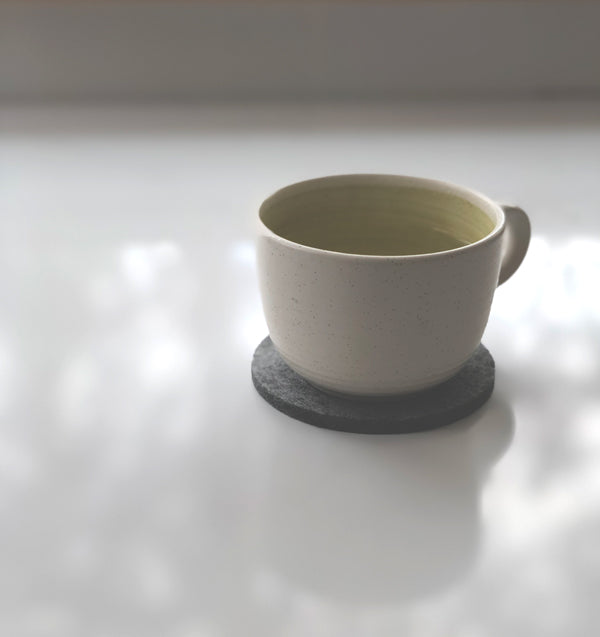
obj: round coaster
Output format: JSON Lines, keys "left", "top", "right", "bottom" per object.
{"left": 251, "top": 337, "right": 495, "bottom": 434}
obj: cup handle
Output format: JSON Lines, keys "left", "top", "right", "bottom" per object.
{"left": 497, "top": 204, "right": 531, "bottom": 286}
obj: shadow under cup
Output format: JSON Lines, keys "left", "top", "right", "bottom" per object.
{"left": 257, "top": 175, "right": 504, "bottom": 396}
{"left": 259, "top": 178, "right": 496, "bottom": 257}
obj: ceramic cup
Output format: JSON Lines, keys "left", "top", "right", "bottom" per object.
{"left": 257, "top": 174, "right": 530, "bottom": 397}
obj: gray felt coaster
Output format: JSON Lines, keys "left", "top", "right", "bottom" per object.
{"left": 252, "top": 337, "right": 495, "bottom": 434}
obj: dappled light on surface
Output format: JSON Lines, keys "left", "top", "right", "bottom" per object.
{"left": 494, "top": 236, "right": 600, "bottom": 325}
{"left": 121, "top": 242, "right": 182, "bottom": 294}
{"left": 0, "top": 103, "right": 599, "bottom": 636}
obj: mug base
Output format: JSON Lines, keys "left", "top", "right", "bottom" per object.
{"left": 251, "top": 336, "right": 495, "bottom": 434}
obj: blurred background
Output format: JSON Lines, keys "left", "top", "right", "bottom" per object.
{"left": 1, "top": 2, "right": 600, "bottom": 637}
{"left": 2, "top": 1, "right": 600, "bottom": 102}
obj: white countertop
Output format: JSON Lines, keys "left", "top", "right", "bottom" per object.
{"left": 1, "top": 102, "right": 599, "bottom": 637}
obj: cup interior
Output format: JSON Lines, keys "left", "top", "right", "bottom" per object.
{"left": 260, "top": 175, "right": 498, "bottom": 256}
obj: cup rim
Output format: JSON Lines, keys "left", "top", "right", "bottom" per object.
{"left": 258, "top": 173, "right": 505, "bottom": 260}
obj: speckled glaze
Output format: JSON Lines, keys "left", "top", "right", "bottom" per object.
{"left": 257, "top": 175, "right": 530, "bottom": 397}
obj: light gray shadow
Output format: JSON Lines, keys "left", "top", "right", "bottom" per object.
{"left": 256, "top": 394, "right": 515, "bottom": 605}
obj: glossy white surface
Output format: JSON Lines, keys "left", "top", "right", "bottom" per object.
{"left": 1, "top": 102, "right": 599, "bottom": 636}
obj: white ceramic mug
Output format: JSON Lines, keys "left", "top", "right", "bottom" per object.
{"left": 257, "top": 175, "right": 530, "bottom": 397}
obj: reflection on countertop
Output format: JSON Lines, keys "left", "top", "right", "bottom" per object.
{"left": 0, "top": 102, "right": 599, "bottom": 636}
{"left": 256, "top": 397, "right": 514, "bottom": 605}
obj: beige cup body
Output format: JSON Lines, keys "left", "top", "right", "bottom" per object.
{"left": 258, "top": 232, "right": 502, "bottom": 396}
{"left": 257, "top": 175, "right": 521, "bottom": 397}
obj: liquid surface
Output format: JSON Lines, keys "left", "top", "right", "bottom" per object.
{"left": 275, "top": 209, "right": 470, "bottom": 255}
{"left": 261, "top": 183, "right": 495, "bottom": 255}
